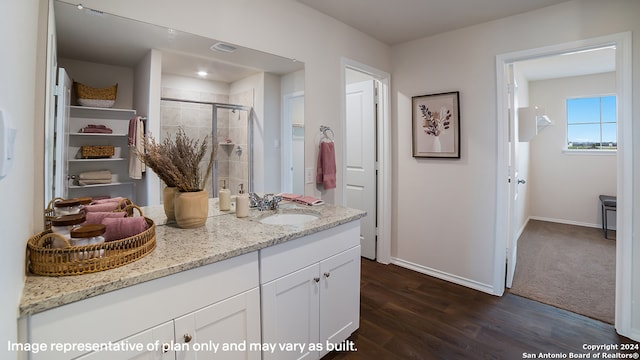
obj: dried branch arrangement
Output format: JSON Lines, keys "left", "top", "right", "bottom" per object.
{"left": 136, "top": 128, "right": 217, "bottom": 192}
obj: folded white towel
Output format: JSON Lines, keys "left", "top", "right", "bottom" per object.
{"left": 79, "top": 170, "right": 112, "bottom": 180}
{"left": 78, "top": 179, "right": 112, "bottom": 186}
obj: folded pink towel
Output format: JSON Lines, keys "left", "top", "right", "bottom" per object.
{"left": 316, "top": 141, "right": 336, "bottom": 189}
{"left": 81, "top": 124, "right": 113, "bottom": 134}
{"left": 84, "top": 202, "right": 120, "bottom": 212}
{"left": 295, "top": 196, "right": 325, "bottom": 206}
{"left": 92, "top": 196, "right": 126, "bottom": 204}
{"left": 84, "top": 211, "right": 126, "bottom": 225}
{"left": 102, "top": 217, "right": 148, "bottom": 241}
{"left": 281, "top": 193, "right": 302, "bottom": 201}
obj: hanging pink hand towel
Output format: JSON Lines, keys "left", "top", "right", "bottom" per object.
{"left": 316, "top": 141, "right": 336, "bottom": 189}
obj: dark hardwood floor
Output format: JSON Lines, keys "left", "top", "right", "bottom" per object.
{"left": 324, "top": 259, "right": 638, "bottom": 360}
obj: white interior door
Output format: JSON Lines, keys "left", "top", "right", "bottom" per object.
{"left": 346, "top": 80, "right": 376, "bottom": 260}
{"left": 506, "top": 63, "right": 520, "bottom": 288}
{"left": 55, "top": 68, "right": 72, "bottom": 199}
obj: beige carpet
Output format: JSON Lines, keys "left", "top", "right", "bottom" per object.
{"left": 510, "top": 220, "right": 616, "bottom": 324}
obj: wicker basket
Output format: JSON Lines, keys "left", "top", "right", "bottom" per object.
{"left": 81, "top": 145, "right": 114, "bottom": 159}
{"left": 28, "top": 215, "right": 155, "bottom": 276}
{"left": 74, "top": 82, "right": 118, "bottom": 108}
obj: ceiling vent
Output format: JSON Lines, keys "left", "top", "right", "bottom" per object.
{"left": 210, "top": 42, "right": 237, "bottom": 53}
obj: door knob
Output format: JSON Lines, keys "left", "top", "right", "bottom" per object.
{"left": 517, "top": 179, "right": 526, "bottom": 184}
{"left": 183, "top": 334, "right": 192, "bottom": 343}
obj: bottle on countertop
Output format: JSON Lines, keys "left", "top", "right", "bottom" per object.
{"left": 219, "top": 180, "right": 231, "bottom": 211}
{"left": 236, "top": 184, "right": 249, "bottom": 218}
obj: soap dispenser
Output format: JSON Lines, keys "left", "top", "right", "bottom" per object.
{"left": 219, "top": 180, "right": 231, "bottom": 211}
{"left": 236, "top": 184, "right": 249, "bottom": 218}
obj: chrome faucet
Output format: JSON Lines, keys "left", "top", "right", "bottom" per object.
{"left": 249, "top": 193, "right": 282, "bottom": 211}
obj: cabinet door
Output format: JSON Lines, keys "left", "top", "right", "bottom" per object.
{"left": 75, "top": 321, "right": 175, "bottom": 360}
{"left": 319, "top": 245, "right": 361, "bottom": 357}
{"left": 174, "top": 288, "right": 261, "bottom": 360}
{"left": 261, "top": 263, "right": 320, "bottom": 360}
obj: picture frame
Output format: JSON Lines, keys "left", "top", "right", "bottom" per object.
{"left": 412, "top": 91, "right": 460, "bottom": 158}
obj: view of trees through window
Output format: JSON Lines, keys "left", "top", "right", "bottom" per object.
{"left": 566, "top": 95, "right": 616, "bottom": 150}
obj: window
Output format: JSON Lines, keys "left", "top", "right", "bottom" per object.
{"left": 566, "top": 95, "right": 616, "bottom": 150}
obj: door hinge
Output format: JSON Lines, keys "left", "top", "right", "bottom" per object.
{"left": 54, "top": 84, "right": 61, "bottom": 97}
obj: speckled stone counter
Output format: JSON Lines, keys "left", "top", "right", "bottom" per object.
{"left": 19, "top": 199, "right": 366, "bottom": 317}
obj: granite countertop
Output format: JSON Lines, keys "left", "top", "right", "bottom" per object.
{"left": 20, "top": 199, "right": 366, "bottom": 317}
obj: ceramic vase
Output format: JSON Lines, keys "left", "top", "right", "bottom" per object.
{"left": 174, "top": 190, "right": 209, "bottom": 229}
{"left": 163, "top": 186, "right": 177, "bottom": 221}
{"left": 432, "top": 135, "right": 442, "bottom": 152}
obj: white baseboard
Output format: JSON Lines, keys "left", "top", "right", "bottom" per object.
{"left": 390, "top": 257, "right": 496, "bottom": 295}
{"left": 516, "top": 217, "right": 531, "bottom": 241}
{"left": 528, "top": 216, "right": 605, "bottom": 229}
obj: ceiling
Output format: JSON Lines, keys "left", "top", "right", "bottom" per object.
{"left": 297, "top": 0, "right": 571, "bottom": 46}
{"left": 297, "top": 0, "right": 615, "bottom": 80}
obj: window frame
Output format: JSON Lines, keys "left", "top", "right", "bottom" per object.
{"left": 564, "top": 94, "right": 617, "bottom": 154}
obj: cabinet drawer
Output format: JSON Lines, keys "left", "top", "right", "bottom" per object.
{"left": 260, "top": 221, "right": 360, "bottom": 284}
{"left": 29, "top": 252, "right": 259, "bottom": 360}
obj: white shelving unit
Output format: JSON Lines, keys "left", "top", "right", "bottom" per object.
{"left": 65, "top": 106, "right": 137, "bottom": 200}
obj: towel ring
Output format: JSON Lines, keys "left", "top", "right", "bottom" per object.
{"left": 320, "top": 125, "right": 334, "bottom": 141}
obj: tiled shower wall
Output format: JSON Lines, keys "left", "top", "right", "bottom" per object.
{"left": 159, "top": 86, "right": 253, "bottom": 199}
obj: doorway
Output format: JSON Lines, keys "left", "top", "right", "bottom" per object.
{"left": 341, "top": 58, "right": 391, "bottom": 264}
{"left": 495, "top": 32, "right": 633, "bottom": 335}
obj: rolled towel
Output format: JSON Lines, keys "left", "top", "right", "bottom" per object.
{"left": 84, "top": 202, "right": 120, "bottom": 212}
{"left": 79, "top": 170, "right": 112, "bottom": 180}
{"left": 102, "top": 217, "right": 148, "bottom": 241}
{"left": 84, "top": 211, "right": 126, "bottom": 225}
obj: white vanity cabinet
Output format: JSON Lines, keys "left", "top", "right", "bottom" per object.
{"left": 260, "top": 221, "right": 361, "bottom": 360}
{"left": 26, "top": 252, "right": 260, "bottom": 360}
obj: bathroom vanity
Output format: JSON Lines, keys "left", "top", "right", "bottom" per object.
{"left": 18, "top": 201, "right": 365, "bottom": 360}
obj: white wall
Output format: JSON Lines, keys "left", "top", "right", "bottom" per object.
{"left": 1, "top": 1, "right": 43, "bottom": 358}
{"left": 529, "top": 72, "right": 617, "bottom": 227}
{"left": 391, "top": 0, "right": 640, "bottom": 309}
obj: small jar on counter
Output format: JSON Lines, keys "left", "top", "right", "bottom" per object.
{"left": 50, "top": 213, "right": 86, "bottom": 247}
{"left": 70, "top": 224, "right": 106, "bottom": 259}
{"left": 53, "top": 199, "right": 84, "bottom": 216}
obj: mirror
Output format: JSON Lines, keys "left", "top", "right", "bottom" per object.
{"left": 47, "top": 0, "right": 305, "bottom": 206}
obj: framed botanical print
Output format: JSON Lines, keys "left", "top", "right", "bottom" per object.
{"left": 412, "top": 91, "right": 460, "bottom": 158}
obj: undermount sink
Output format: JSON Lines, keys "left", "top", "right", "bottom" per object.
{"left": 259, "top": 212, "right": 320, "bottom": 225}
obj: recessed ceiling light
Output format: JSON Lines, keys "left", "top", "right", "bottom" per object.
{"left": 210, "top": 42, "right": 237, "bottom": 53}
{"left": 197, "top": 71, "right": 208, "bottom": 77}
